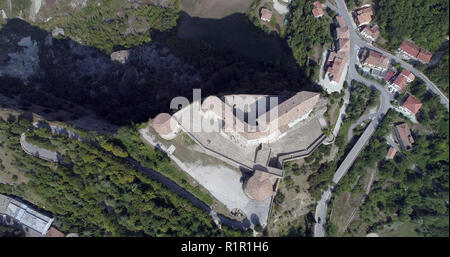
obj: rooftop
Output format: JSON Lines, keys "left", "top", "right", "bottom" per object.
{"left": 245, "top": 170, "right": 275, "bottom": 201}
{"left": 417, "top": 49, "right": 433, "bottom": 64}
{"left": 399, "top": 40, "right": 433, "bottom": 63}
{"left": 335, "top": 15, "right": 347, "bottom": 28}
{"left": 260, "top": 8, "right": 273, "bottom": 21}
{"left": 392, "top": 74, "right": 409, "bottom": 91}
{"left": 312, "top": 1, "right": 324, "bottom": 17}
{"left": 361, "top": 49, "right": 390, "bottom": 70}
{"left": 151, "top": 113, "right": 178, "bottom": 136}
{"left": 400, "top": 69, "right": 415, "bottom": 81}
{"left": 354, "top": 6, "right": 374, "bottom": 26}
{"left": 395, "top": 123, "right": 414, "bottom": 150}
{"left": 361, "top": 24, "right": 380, "bottom": 40}
{"left": 399, "top": 40, "right": 420, "bottom": 57}
{"left": 402, "top": 94, "right": 423, "bottom": 115}
{"left": 386, "top": 147, "right": 397, "bottom": 159}
{"left": 0, "top": 195, "right": 53, "bottom": 235}
{"left": 384, "top": 70, "right": 396, "bottom": 83}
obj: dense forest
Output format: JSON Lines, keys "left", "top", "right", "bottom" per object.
{"left": 40, "top": 0, "right": 180, "bottom": 53}
{"left": 374, "top": 0, "right": 449, "bottom": 52}
{"left": 283, "top": 0, "right": 333, "bottom": 77}
{"left": 424, "top": 47, "right": 449, "bottom": 96}
{"left": 0, "top": 117, "right": 248, "bottom": 236}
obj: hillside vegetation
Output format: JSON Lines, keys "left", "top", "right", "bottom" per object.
{"left": 374, "top": 0, "right": 449, "bottom": 52}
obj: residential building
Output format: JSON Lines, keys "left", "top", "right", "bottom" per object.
{"left": 394, "top": 123, "right": 414, "bottom": 151}
{"left": 326, "top": 51, "right": 348, "bottom": 84}
{"left": 386, "top": 146, "right": 397, "bottom": 159}
{"left": 398, "top": 40, "right": 433, "bottom": 64}
{"left": 0, "top": 194, "right": 54, "bottom": 236}
{"left": 360, "top": 24, "right": 380, "bottom": 42}
{"left": 335, "top": 15, "right": 347, "bottom": 28}
{"left": 384, "top": 70, "right": 396, "bottom": 83}
{"left": 45, "top": 227, "right": 65, "bottom": 237}
{"left": 388, "top": 70, "right": 415, "bottom": 93}
{"left": 323, "top": 15, "right": 350, "bottom": 88}
{"left": 354, "top": 6, "right": 374, "bottom": 27}
{"left": 360, "top": 49, "right": 390, "bottom": 72}
{"left": 312, "top": 1, "right": 324, "bottom": 18}
{"left": 400, "top": 94, "right": 423, "bottom": 116}
{"left": 260, "top": 8, "right": 273, "bottom": 22}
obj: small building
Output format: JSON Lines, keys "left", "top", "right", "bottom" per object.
{"left": 394, "top": 123, "right": 414, "bottom": 151}
{"left": 0, "top": 194, "right": 54, "bottom": 236}
{"left": 398, "top": 40, "right": 433, "bottom": 64}
{"left": 151, "top": 113, "right": 180, "bottom": 140}
{"left": 244, "top": 170, "right": 277, "bottom": 201}
{"left": 388, "top": 69, "right": 415, "bottom": 93}
{"left": 384, "top": 70, "right": 396, "bottom": 83}
{"left": 360, "top": 24, "right": 380, "bottom": 42}
{"left": 326, "top": 51, "right": 348, "bottom": 84}
{"left": 45, "top": 226, "right": 65, "bottom": 237}
{"left": 354, "top": 6, "right": 374, "bottom": 27}
{"left": 400, "top": 94, "right": 423, "bottom": 116}
{"left": 335, "top": 15, "right": 347, "bottom": 28}
{"left": 312, "top": 1, "right": 324, "bottom": 18}
{"left": 360, "top": 49, "right": 390, "bottom": 72}
{"left": 386, "top": 146, "right": 397, "bottom": 159}
{"left": 260, "top": 8, "right": 273, "bottom": 22}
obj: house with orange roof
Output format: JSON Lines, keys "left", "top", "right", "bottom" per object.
{"left": 312, "top": 1, "right": 324, "bottom": 18}
{"left": 400, "top": 94, "right": 423, "bottom": 116}
{"left": 398, "top": 40, "right": 433, "bottom": 64}
{"left": 260, "top": 8, "right": 273, "bottom": 22}
{"left": 386, "top": 146, "right": 397, "bottom": 159}
{"left": 360, "top": 49, "right": 390, "bottom": 72}
{"left": 394, "top": 123, "right": 415, "bottom": 151}
{"left": 360, "top": 24, "right": 380, "bottom": 42}
{"left": 353, "top": 6, "right": 374, "bottom": 27}
{"left": 388, "top": 69, "right": 415, "bottom": 93}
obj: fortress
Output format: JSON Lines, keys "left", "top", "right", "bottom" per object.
{"left": 149, "top": 91, "right": 327, "bottom": 202}
{"left": 152, "top": 91, "right": 320, "bottom": 147}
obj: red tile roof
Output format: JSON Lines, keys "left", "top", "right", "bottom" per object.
{"left": 400, "top": 69, "right": 415, "bottom": 81}
{"left": 402, "top": 95, "right": 423, "bottom": 115}
{"left": 392, "top": 74, "right": 408, "bottom": 92}
{"left": 399, "top": 40, "right": 420, "bottom": 57}
{"left": 354, "top": 6, "right": 374, "bottom": 26}
{"left": 336, "top": 15, "right": 346, "bottom": 27}
{"left": 313, "top": 1, "right": 323, "bottom": 9}
{"left": 361, "top": 49, "right": 390, "bottom": 70}
{"left": 260, "top": 8, "right": 273, "bottom": 21}
{"left": 45, "top": 227, "right": 65, "bottom": 237}
{"left": 246, "top": 170, "right": 274, "bottom": 201}
{"left": 386, "top": 147, "right": 397, "bottom": 159}
{"left": 417, "top": 49, "right": 433, "bottom": 64}
{"left": 312, "top": 2, "right": 324, "bottom": 17}
{"left": 361, "top": 25, "right": 380, "bottom": 40}
{"left": 395, "top": 123, "right": 414, "bottom": 150}
{"left": 384, "top": 70, "right": 396, "bottom": 82}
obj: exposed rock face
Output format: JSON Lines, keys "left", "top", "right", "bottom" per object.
{"left": 110, "top": 50, "right": 130, "bottom": 64}
{"left": 51, "top": 27, "right": 65, "bottom": 37}
{"left": 29, "top": 0, "right": 43, "bottom": 22}
{"left": 69, "top": 0, "right": 89, "bottom": 9}
{"left": 0, "top": 36, "right": 40, "bottom": 81}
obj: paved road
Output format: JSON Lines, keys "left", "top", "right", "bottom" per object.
{"left": 314, "top": 0, "right": 393, "bottom": 237}
{"left": 347, "top": 112, "right": 377, "bottom": 143}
